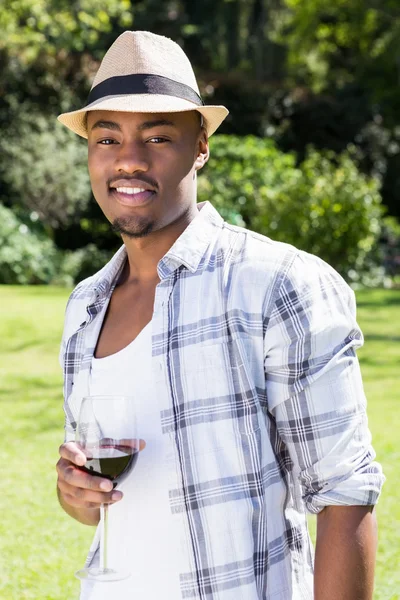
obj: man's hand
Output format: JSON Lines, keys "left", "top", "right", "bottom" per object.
{"left": 57, "top": 442, "right": 118, "bottom": 525}
{"left": 57, "top": 442, "right": 121, "bottom": 518}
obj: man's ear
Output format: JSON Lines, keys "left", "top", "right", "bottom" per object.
{"left": 194, "top": 129, "right": 210, "bottom": 172}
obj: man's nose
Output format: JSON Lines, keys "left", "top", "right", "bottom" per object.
{"left": 114, "top": 141, "right": 149, "bottom": 173}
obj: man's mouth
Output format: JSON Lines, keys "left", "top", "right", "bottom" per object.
{"left": 110, "top": 185, "right": 156, "bottom": 207}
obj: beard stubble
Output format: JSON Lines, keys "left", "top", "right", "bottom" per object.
{"left": 112, "top": 215, "right": 154, "bottom": 239}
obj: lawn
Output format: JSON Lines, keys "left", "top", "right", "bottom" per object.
{"left": 0, "top": 285, "right": 399, "bottom": 599}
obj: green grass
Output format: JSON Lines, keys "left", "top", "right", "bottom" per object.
{"left": 355, "top": 288, "right": 400, "bottom": 600}
{"left": 0, "top": 285, "right": 399, "bottom": 599}
{"left": 0, "top": 286, "right": 92, "bottom": 600}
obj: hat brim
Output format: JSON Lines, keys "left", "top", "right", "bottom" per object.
{"left": 57, "top": 94, "right": 229, "bottom": 138}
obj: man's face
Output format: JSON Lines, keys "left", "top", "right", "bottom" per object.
{"left": 87, "top": 110, "right": 209, "bottom": 239}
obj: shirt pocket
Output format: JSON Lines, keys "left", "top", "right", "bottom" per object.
{"left": 174, "top": 335, "right": 262, "bottom": 437}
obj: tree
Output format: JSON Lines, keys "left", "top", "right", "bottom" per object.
{"left": 274, "top": 0, "right": 400, "bottom": 122}
{"left": 263, "top": 0, "right": 400, "bottom": 218}
{"left": 0, "top": 0, "right": 134, "bottom": 116}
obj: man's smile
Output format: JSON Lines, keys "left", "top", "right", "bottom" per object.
{"left": 109, "top": 177, "right": 157, "bottom": 207}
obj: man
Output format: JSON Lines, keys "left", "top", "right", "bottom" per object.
{"left": 56, "top": 31, "right": 384, "bottom": 600}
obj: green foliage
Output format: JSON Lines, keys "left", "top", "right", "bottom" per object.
{"left": 276, "top": 0, "right": 400, "bottom": 113}
{"left": 0, "top": 203, "right": 113, "bottom": 285}
{"left": 0, "top": 0, "right": 133, "bottom": 59}
{"left": 0, "top": 204, "right": 59, "bottom": 284}
{"left": 0, "top": 0, "right": 134, "bottom": 124}
{"left": 0, "top": 113, "right": 91, "bottom": 227}
{"left": 55, "top": 244, "right": 114, "bottom": 287}
{"left": 380, "top": 216, "right": 400, "bottom": 282}
{"left": 199, "top": 136, "right": 383, "bottom": 278}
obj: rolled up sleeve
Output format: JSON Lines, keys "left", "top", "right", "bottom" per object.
{"left": 264, "top": 251, "right": 385, "bottom": 513}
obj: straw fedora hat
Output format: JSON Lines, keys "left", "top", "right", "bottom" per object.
{"left": 58, "top": 31, "right": 229, "bottom": 138}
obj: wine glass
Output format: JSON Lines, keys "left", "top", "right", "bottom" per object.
{"left": 74, "top": 395, "right": 139, "bottom": 582}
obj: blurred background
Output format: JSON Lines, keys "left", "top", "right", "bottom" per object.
{"left": 0, "top": 2, "right": 399, "bottom": 599}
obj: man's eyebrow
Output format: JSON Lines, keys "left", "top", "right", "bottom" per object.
{"left": 137, "top": 119, "right": 176, "bottom": 131}
{"left": 90, "top": 120, "right": 122, "bottom": 132}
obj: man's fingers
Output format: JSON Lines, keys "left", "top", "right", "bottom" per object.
{"left": 58, "top": 478, "right": 123, "bottom": 509}
{"left": 56, "top": 458, "right": 113, "bottom": 492}
{"left": 59, "top": 441, "right": 86, "bottom": 466}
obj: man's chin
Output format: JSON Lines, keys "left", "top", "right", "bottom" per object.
{"left": 112, "top": 217, "right": 154, "bottom": 239}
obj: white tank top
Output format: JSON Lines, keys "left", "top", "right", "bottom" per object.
{"left": 81, "top": 323, "right": 182, "bottom": 600}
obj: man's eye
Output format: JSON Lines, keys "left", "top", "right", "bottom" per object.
{"left": 148, "top": 137, "right": 169, "bottom": 144}
{"left": 98, "top": 139, "right": 117, "bottom": 145}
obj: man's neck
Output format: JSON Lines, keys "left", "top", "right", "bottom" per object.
{"left": 120, "top": 205, "right": 198, "bottom": 284}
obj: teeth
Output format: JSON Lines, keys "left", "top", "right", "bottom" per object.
{"left": 115, "top": 187, "right": 147, "bottom": 195}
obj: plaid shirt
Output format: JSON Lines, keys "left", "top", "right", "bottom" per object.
{"left": 60, "top": 202, "right": 384, "bottom": 599}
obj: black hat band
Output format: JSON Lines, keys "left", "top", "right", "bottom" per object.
{"left": 87, "top": 73, "right": 204, "bottom": 106}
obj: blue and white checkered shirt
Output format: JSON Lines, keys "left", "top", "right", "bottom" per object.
{"left": 60, "top": 202, "right": 384, "bottom": 599}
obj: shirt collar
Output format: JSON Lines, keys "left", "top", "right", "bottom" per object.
{"left": 158, "top": 201, "right": 223, "bottom": 278}
{"left": 90, "top": 202, "right": 223, "bottom": 299}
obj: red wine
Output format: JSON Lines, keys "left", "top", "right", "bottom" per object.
{"left": 81, "top": 444, "right": 138, "bottom": 487}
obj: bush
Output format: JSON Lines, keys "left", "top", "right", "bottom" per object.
{"left": 0, "top": 203, "right": 114, "bottom": 286}
{"left": 0, "top": 113, "right": 90, "bottom": 228}
{"left": 55, "top": 244, "right": 114, "bottom": 287}
{"left": 379, "top": 217, "right": 400, "bottom": 286}
{"left": 199, "top": 136, "right": 384, "bottom": 279}
{"left": 0, "top": 204, "right": 59, "bottom": 284}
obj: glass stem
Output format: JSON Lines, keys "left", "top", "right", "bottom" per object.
{"left": 100, "top": 503, "right": 109, "bottom": 571}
